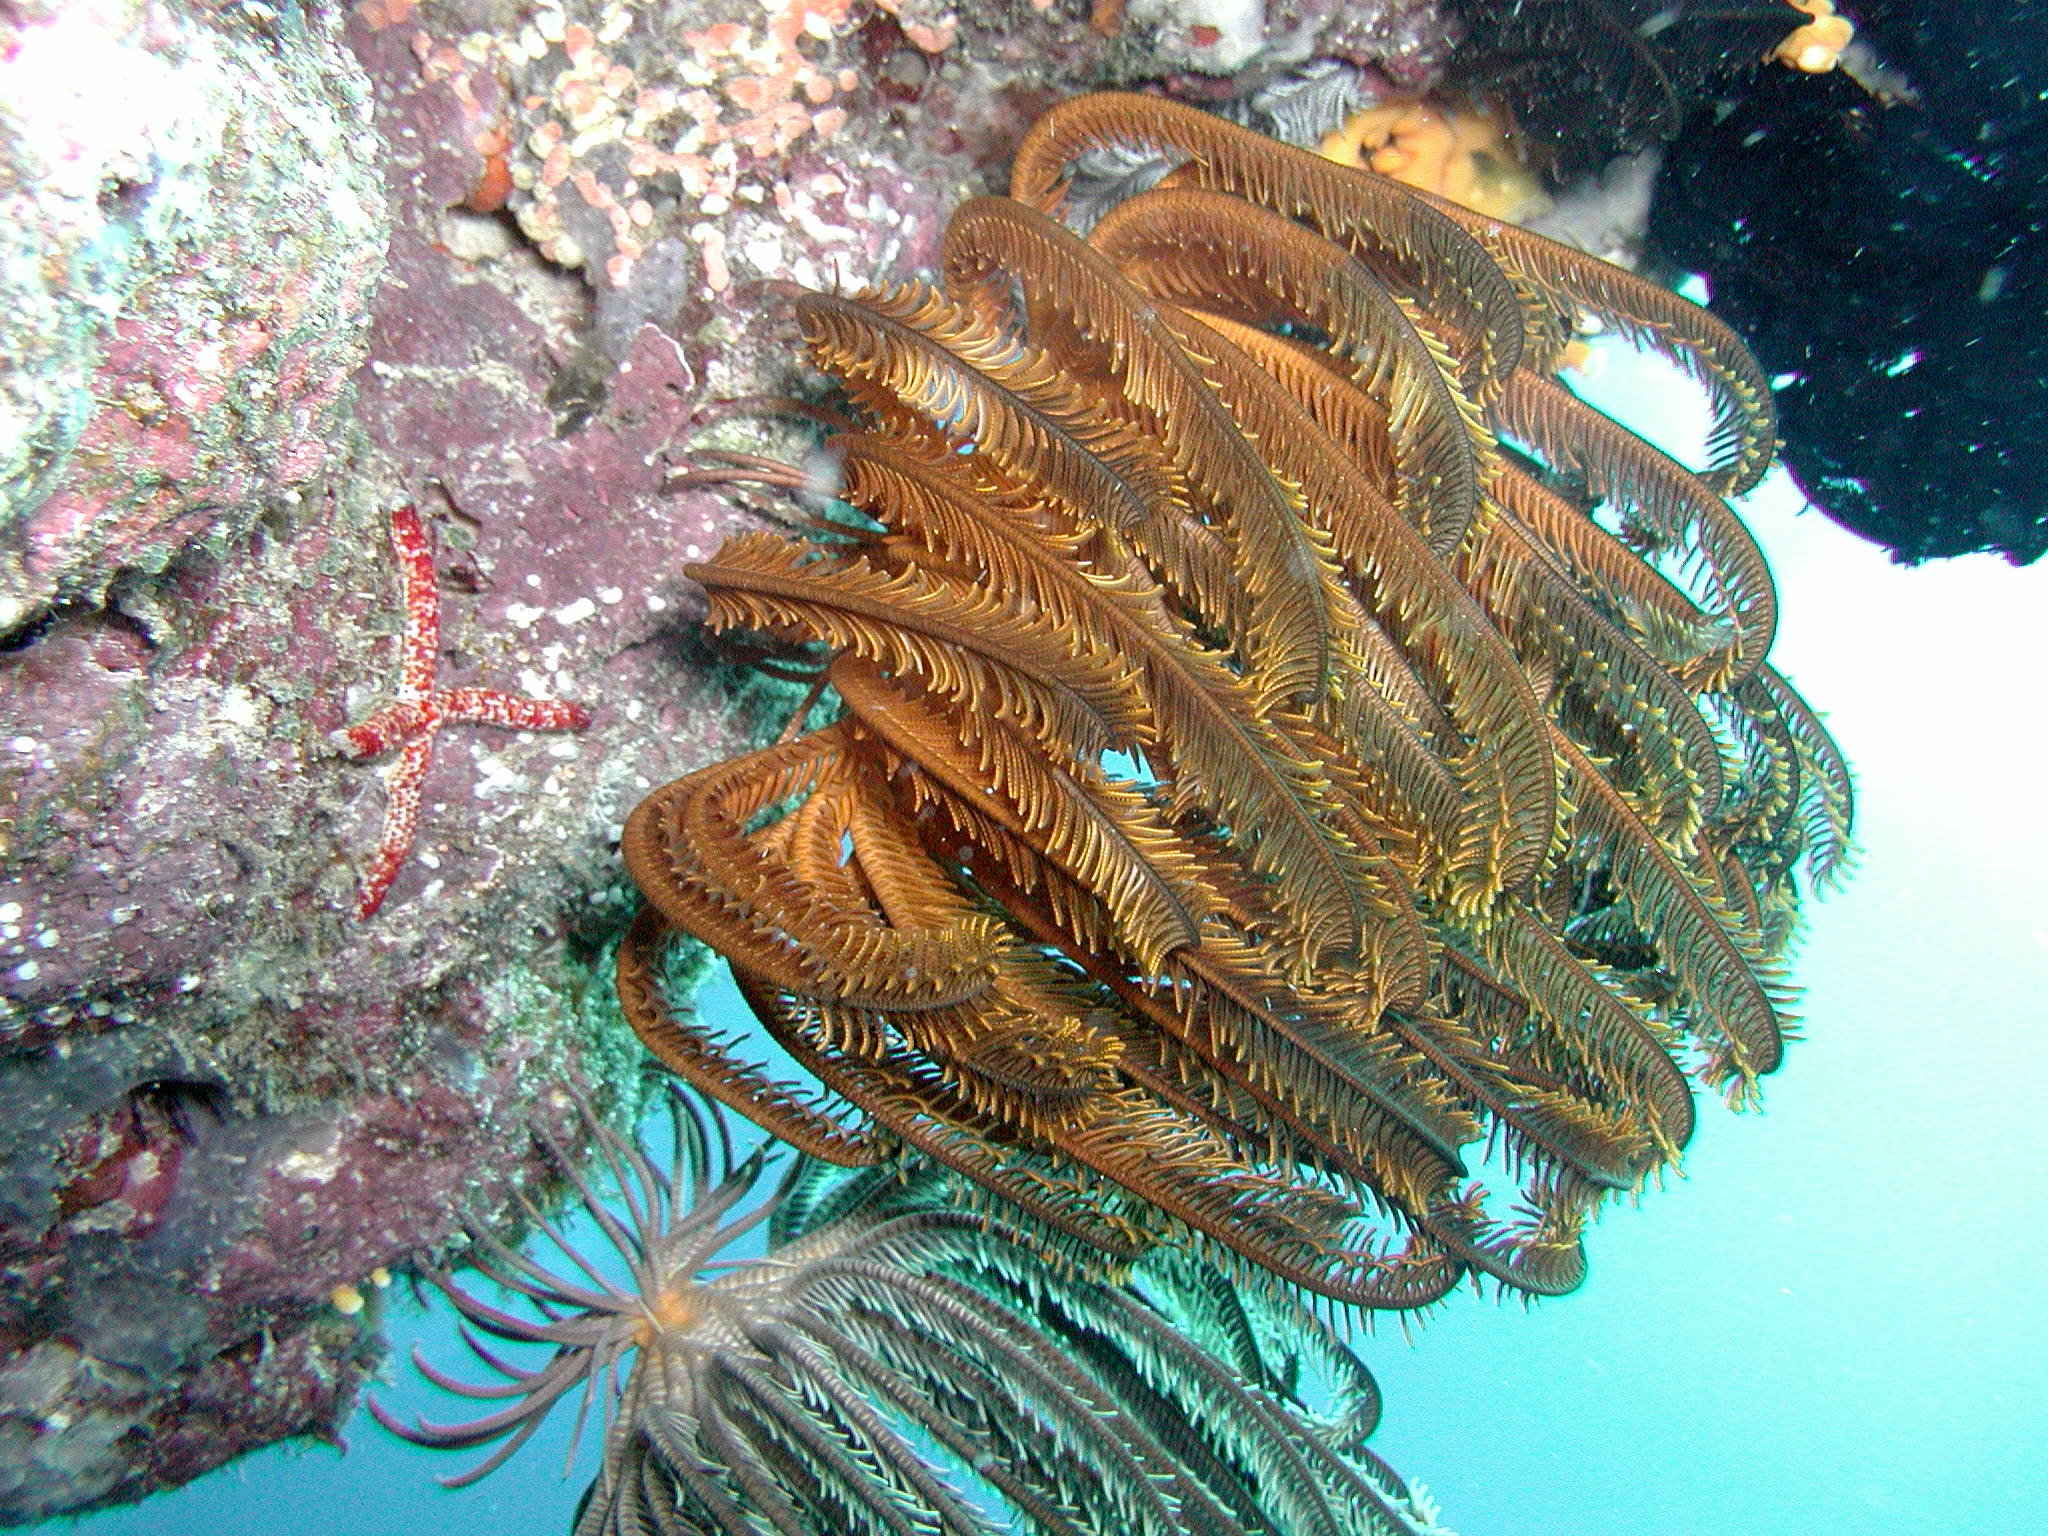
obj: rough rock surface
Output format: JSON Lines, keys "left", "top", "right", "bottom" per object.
{"left": 0, "top": 0, "right": 388, "bottom": 639}
{"left": 0, "top": 0, "right": 1453, "bottom": 1519}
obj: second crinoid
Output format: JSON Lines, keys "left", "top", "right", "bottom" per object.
{"left": 620, "top": 93, "right": 1852, "bottom": 1308}
{"left": 378, "top": 1087, "right": 1443, "bottom": 1536}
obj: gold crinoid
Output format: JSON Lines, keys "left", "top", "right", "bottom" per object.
{"left": 619, "top": 93, "right": 1852, "bottom": 1309}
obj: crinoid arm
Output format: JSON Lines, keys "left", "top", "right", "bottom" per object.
{"left": 1420, "top": 191, "right": 1780, "bottom": 494}
{"left": 616, "top": 907, "right": 880, "bottom": 1167}
{"left": 1010, "top": 91, "right": 1529, "bottom": 399}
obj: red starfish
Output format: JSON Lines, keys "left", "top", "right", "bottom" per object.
{"left": 336, "top": 503, "right": 593, "bottom": 920}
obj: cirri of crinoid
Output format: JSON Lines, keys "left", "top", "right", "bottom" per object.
{"left": 618, "top": 92, "right": 1853, "bottom": 1311}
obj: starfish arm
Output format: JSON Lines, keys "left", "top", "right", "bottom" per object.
{"left": 357, "top": 732, "right": 437, "bottom": 920}
{"left": 390, "top": 503, "right": 443, "bottom": 697}
{"left": 438, "top": 687, "right": 594, "bottom": 733}
{"left": 333, "top": 699, "right": 441, "bottom": 761}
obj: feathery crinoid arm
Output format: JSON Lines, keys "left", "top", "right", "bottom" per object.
{"left": 1091, "top": 187, "right": 1493, "bottom": 558}
{"left": 942, "top": 194, "right": 1350, "bottom": 707}
{"left": 1459, "top": 484, "right": 1727, "bottom": 843}
{"left": 1156, "top": 297, "right": 1555, "bottom": 913}
{"left": 622, "top": 726, "right": 1001, "bottom": 1013}
{"left": 805, "top": 282, "right": 1250, "bottom": 639}
{"left": 829, "top": 650, "right": 1210, "bottom": 977}
{"left": 1498, "top": 366, "right": 1778, "bottom": 691}
{"left": 1421, "top": 189, "right": 1779, "bottom": 494}
{"left": 1487, "top": 457, "right": 1731, "bottom": 681}
{"left": 831, "top": 433, "right": 1381, "bottom": 968}
{"left": 1550, "top": 727, "right": 1791, "bottom": 1097}
{"left": 617, "top": 906, "right": 881, "bottom": 1167}
{"left": 797, "top": 282, "right": 1184, "bottom": 537}
{"left": 1010, "top": 91, "right": 1528, "bottom": 400}
{"left": 687, "top": 529, "right": 1147, "bottom": 758}
{"left": 1738, "top": 664, "right": 1856, "bottom": 894}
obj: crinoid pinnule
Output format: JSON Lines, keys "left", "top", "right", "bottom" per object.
{"left": 376, "top": 1086, "right": 1449, "bottom": 1536}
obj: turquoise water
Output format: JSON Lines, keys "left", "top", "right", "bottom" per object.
{"left": 1367, "top": 477, "right": 2048, "bottom": 1533}
{"left": 67, "top": 357, "right": 2048, "bottom": 1534}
